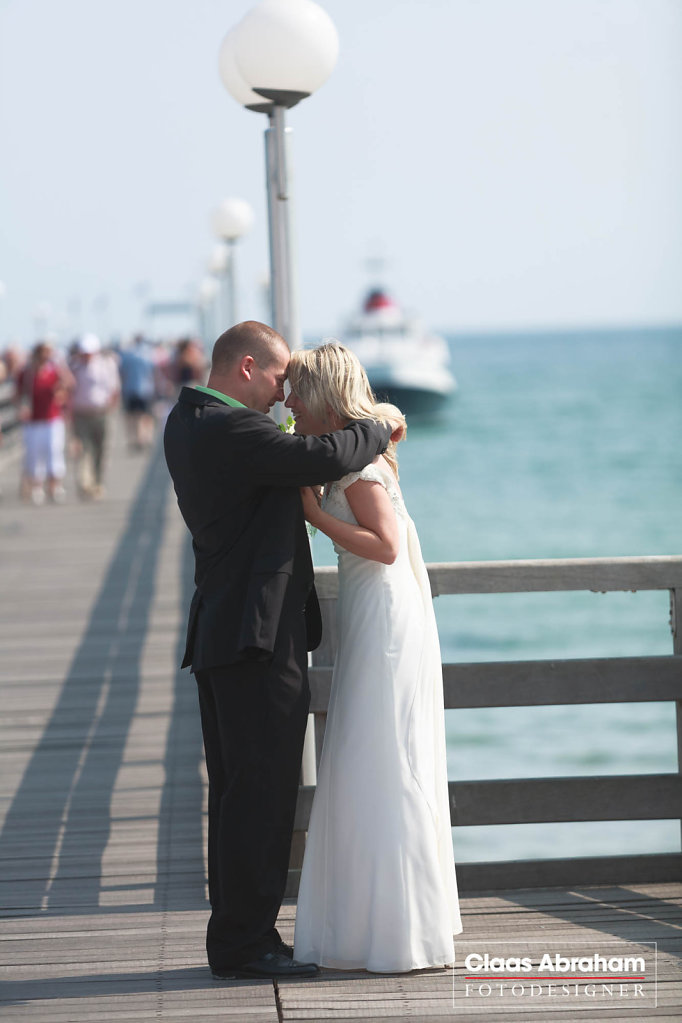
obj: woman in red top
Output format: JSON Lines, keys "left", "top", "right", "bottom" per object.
{"left": 16, "top": 342, "right": 74, "bottom": 504}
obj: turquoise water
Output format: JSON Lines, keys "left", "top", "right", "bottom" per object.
{"left": 311, "top": 326, "right": 682, "bottom": 863}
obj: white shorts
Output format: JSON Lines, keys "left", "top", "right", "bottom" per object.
{"left": 23, "top": 419, "right": 66, "bottom": 481}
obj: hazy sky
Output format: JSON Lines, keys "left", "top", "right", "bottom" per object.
{"left": 1, "top": 0, "right": 680, "bottom": 344}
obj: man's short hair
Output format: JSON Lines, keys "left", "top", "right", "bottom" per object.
{"left": 211, "top": 322, "right": 289, "bottom": 373}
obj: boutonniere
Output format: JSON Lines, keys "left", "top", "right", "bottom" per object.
{"left": 278, "top": 415, "right": 317, "bottom": 537}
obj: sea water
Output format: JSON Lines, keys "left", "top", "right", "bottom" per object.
{"left": 311, "top": 325, "right": 682, "bottom": 863}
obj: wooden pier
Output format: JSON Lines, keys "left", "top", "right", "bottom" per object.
{"left": 1, "top": 424, "right": 680, "bottom": 1021}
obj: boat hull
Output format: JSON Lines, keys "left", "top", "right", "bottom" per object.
{"left": 367, "top": 379, "right": 454, "bottom": 417}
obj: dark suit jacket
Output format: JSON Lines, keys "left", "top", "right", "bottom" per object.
{"left": 163, "top": 386, "right": 391, "bottom": 673}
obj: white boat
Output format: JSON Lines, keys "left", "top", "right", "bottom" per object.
{"left": 341, "top": 289, "right": 456, "bottom": 416}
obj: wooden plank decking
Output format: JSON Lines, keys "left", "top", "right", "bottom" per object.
{"left": 1, "top": 421, "right": 680, "bottom": 1021}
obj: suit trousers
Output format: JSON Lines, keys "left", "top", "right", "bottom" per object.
{"left": 195, "top": 607, "right": 310, "bottom": 969}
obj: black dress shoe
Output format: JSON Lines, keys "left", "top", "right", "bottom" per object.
{"left": 210, "top": 946, "right": 298, "bottom": 979}
{"left": 225, "top": 951, "right": 318, "bottom": 979}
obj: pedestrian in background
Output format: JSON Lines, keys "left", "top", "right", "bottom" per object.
{"left": 70, "top": 333, "right": 120, "bottom": 500}
{"left": 118, "top": 335, "right": 156, "bottom": 451}
{"left": 170, "top": 337, "right": 207, "bottom": 390}
{"left": 15, "top": 341, "right": 74, "bottom": 504}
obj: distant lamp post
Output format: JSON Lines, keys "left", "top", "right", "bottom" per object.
{"left": 218, "top": 0, "right": 339, "bottom": 350}
{"left": 208, "top": 241, "right": 231, "bottom": 332}
{"left": 198, "top": 276, "right": 220, "bottom": 346}
{"left": 211, "top": 197, "right": 254, "bottom": 328}
{"left": 208, "top": 242, "right": 230, "bottom": 277}
{"left": 34, "top": 302, "right": 52, "bottom": 338}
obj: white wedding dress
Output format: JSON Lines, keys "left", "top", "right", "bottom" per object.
{"left": 294, "top": 459, "right": 462, "bottom": 973}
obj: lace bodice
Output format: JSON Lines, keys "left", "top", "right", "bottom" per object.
{"left": 323, "top": 459, "right": 406, "bottom": 556}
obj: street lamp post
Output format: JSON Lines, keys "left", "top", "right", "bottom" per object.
{"left": 217, "top": 1, "right": 339, "bottom": 795}
{"left": 198, "top": 276, "right": 220, "bottom": 346}
{"left": 211, "top": 197, "right": 254, "bottom": 328}
{"left": 263, "top": 108, "right": 299, "bottom": 350}
{"left": 207, "top": 244, "right": 230, "bottom": 334}
{"left": 218, "top": 0, "right": 339, "bottom": 350}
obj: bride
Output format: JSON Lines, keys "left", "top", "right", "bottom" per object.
{"left": 285, "top": 342, "right": 462, "bottom": 973}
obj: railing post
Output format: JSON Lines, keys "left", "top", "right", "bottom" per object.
{"left": 671, "top": 588, "right": 682, "bottom": 852}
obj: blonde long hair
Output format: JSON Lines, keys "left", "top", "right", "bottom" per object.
{"left": 288, "top": 341, "right": 406, "bottom": 478}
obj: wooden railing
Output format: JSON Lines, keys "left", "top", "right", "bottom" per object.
{"left": 288, "top": 555, "right": 682, "bottom": 892}
{"left": 0, "top": 380, "right": 20, "bottom": 450}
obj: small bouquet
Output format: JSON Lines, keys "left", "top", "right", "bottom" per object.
{"left": 278, "top": 415, "right": 317, "bottom": 537}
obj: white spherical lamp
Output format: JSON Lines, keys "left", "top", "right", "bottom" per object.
{"left": 234, "top": 0, "right": 339, "bottom": 108}
{"left": 199, "top": 277, "right": 220, "bottom": 305}
{"left": 218, "top": 28, "right": 273, "bottom": 112}
{"left": 212, "top": 198, "right": 255, "bottom": 242}
{"left": 208, "top": 244, "right": 230, "bottom": 275}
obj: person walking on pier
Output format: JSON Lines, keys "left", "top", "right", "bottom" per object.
{"left": 163, "top": 321, "right": 394, "bottom": 981}
{"left": 70, "top": 334, "right": 120, "bottom": 500}
{"left": 118, "top": 334, "right": 156, "bottom": 451}
{"left": 15, "top": 341, "right": 74, "bottom": 505}
{"left": 287, "top": 342, "right": 462, "bottom": 973}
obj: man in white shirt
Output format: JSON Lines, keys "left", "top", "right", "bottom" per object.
{"left": 71, "top": 334, "right": 120, "bottom": 499}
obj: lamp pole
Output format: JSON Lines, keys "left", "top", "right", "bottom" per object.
{"left": 218, "top": 0, "right": 339, "bottom": 351}
{"left": 198, "top": 277, "right": 220, "bottom": 347}
{"left": 208, "top": 243, "right": 230, "bottom": 330}
{"left": 211, "top": 197, "right": 254, "bottom": 329}
{"left": 264, "top": 107, "right": 300, "bottom": 349}
{"left": 217, "top": 0, "right": 339, "bottom": 794}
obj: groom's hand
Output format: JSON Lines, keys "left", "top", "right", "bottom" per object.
{"left": 374, "top": 409, "right": 405, "bottom": 445}
{"left": 382, "top": 415, "right": 405, "bottom": 443}
{"left": 300, "top": 485, "right": 322, "bottom": 524}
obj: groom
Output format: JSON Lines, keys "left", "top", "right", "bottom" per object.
{"left": 163, "top": 321, "right": 392, "bottom": 979}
